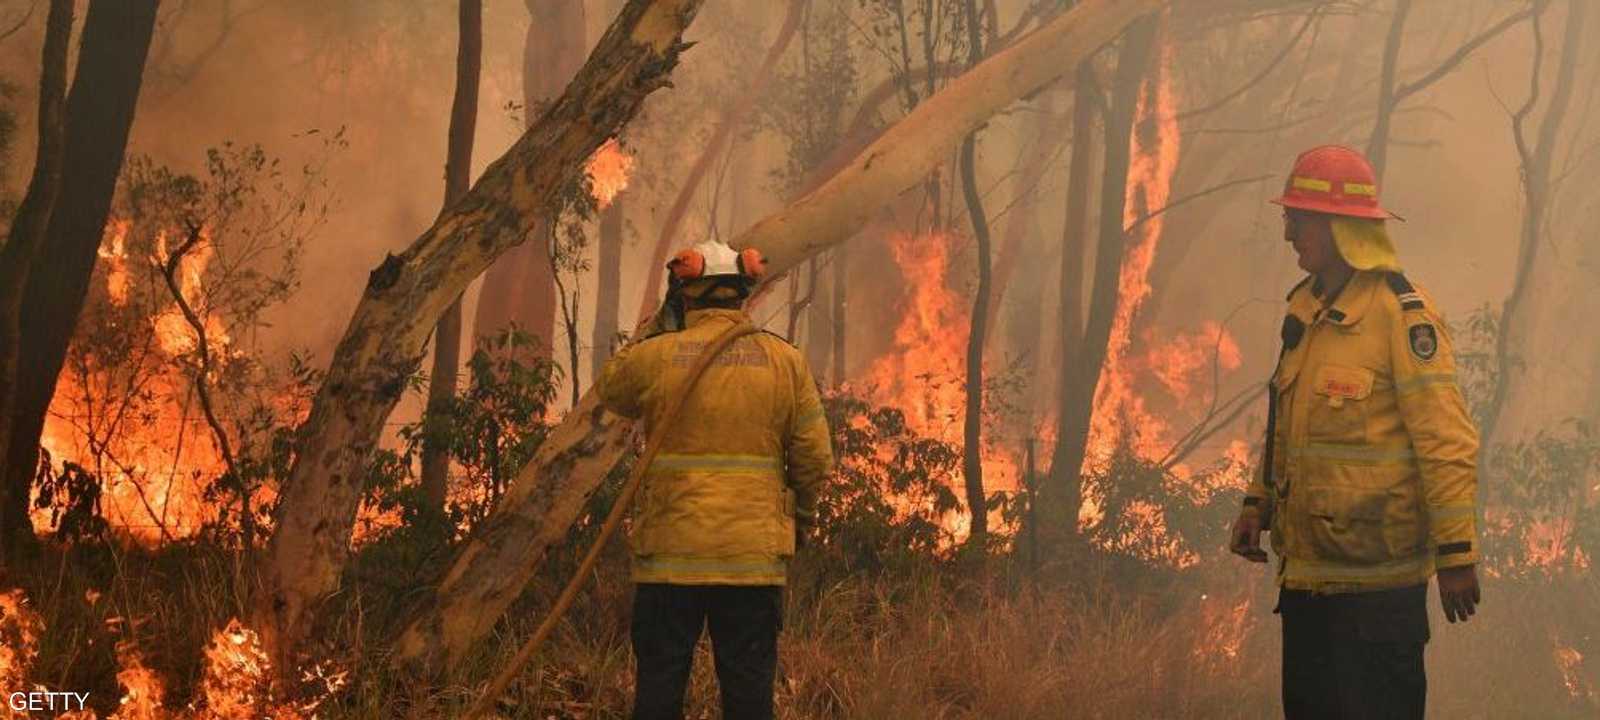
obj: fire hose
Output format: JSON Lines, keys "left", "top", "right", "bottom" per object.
{"left": 462, "top": 321, "right": 761, "bottom": 720}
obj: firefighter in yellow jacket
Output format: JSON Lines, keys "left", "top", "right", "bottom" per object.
{"left": 1229, "top": 146, "right": 1482, "bottom": 719}
{"left": 596, "top": 239, "right": 832, "bottom": 720}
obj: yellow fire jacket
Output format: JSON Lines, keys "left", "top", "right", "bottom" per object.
{"left": 596, "top": 308, "right": 833, "bottom": 586}
{"left": 1245, "top": 271, "right": 1480, "bottom": 593}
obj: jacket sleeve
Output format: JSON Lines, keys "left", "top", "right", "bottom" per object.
{"left": 784, "top": 354, "right": 833, "bottom": 528}
{"left": 1389, "top": 300, "right": 1481, "bottom": 568}
{"left": 595, "top": 344, "right": 648, "bottom": 419}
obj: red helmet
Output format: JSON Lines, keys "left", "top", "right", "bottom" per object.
{"left": 1270, "top": 145, "right": 1399, "bottom": 220}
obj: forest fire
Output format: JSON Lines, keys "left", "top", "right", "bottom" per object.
{"left": 2, "top": 0, "right": 1592, "bottom": 717}
{"left": 33, "top": 222, "right": 232, "bottom": 543}
{"left": 586, "top": 137, "right": 633, "bottom": 210}
{"left": 1083, "top": 33, "right": 1186, "bottom": 475}
{"left": 858, "top": 230, "right": 1019, "bottom": 538}
{"left": 0, "top": 589, "right": 43, "bottom": 692}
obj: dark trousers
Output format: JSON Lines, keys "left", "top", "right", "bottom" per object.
{"left": 1278, "top": 583, "right": 1429, "bottom": 720}
{"left": 631, "top": 583, "right": 783, "bottom": 720}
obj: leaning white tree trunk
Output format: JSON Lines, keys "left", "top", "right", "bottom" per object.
{"left": 254, "top": 0, "right": 706, "bottom": 675}
{"left": 393, "top": 0, "right": 1165, "bottom": 677}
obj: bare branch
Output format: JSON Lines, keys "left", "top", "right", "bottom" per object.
{"left": 1175, "top": 8, "right": 1320, "bottom": 121}
{"left": 1394, "top": 5, "right": 1536, "bottom": 102}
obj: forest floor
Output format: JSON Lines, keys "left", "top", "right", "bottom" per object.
{"left": 4, "top": 535, "right": 1597, "bottom": 719}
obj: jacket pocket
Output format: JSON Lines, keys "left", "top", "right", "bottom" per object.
{"left": 777, "top": 487, "right": 797, "bottom": 557}
{"left": 1297, "top": 485, "right": 1392, "bottom": 564}
{"left": 1307, "top": 364, "right": 1374, "bottom": 444}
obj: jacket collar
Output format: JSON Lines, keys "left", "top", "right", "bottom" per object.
{"left": 684, "top": 308, "right": 750, "bottom": 328}
{"left": 1289, "top": 271, "right": 1379, "bottom": 327}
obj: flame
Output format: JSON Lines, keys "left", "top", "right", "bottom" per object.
{"left": 150, "top": 229, "right": 232, "bottom": 359}
{"left": 1554, "top": 640, "right": 1595, "bottom": 702}
{"left": 585, "top": 137, "right": 633, "bottom": 210}
{"left": 111, "top": 639, "right": 166, "bottom": 720}
{"left": 0, "top": 588, "right": 44, "bottom": 691}
{"left": 196, "top": 619, "right": 272, "bottom": 718}
{"left": 858, "top": 230, "right": 1019, "bottom": 539}
{"left": 1082, "top": 33, "right": 1184, "bottom": 476}
{"left": 98, "top": 220, "right": 132, "bottom": 306}
{"left": 1192, "top": 593, "right": 1252, "bottom": 671}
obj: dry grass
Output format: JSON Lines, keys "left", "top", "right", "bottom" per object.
{"left": 4, "top": 540, "right": 1597, "bottom": 719}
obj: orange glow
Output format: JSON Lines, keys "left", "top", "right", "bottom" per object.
{"left": 1082, "top": 33, "right": 1184, "bottom": 477}
{"left": 98, "top": 220, "right": 132, "bottom": 306}
{"left": 111, "top": 639, "right": 166, "bottom": 720}
{"left": 1193, "top": 593, "right": 1253, "bottom": 671}
{"left": 586, "top": 137, "right": 633, "bottom": 210}
{"left": 857, "top": 230, "right": 1019, "bottom": 540}
{"left": 1554, "top": 641, "right": 1594, "bottom": 702}
{"left": 0, "top": 588, "right": 43, "bottom": 691}
{"left": 198, "top": 619, "right": 272, "bottom": 718}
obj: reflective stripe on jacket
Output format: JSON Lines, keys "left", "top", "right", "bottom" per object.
{"left": 595, "top": 308, "right": 833, "bottom": 586}
{"left": 1245, "top": 271, "right": 1480, "bottom": 593}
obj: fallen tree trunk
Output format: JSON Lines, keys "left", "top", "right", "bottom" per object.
{"left": 254, "top": 0, "right": 706, "bottom": 675}
{"left": 393, "top": 0, "right": 1164, "bottom": 678}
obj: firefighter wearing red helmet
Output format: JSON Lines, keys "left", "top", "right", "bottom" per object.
{"left": 595, "top": 240, "right": 833, "bottom": 720}
{"left": 1229, "top": 145, "right": 1482, "bottom": 719}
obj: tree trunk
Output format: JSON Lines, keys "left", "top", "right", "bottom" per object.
{"left": 255, "top": 0, "right": 705, "bottom": 676}
{"left": 1365, "top": 0, "right": 1411, "bottom": 182}
{"left": 0, "top": 0, "right": 159, "bottom": 560}
{"left": 420, "top": 0, "right": 484, "bottom": 514}
{"left": 633, "top": 0, "right": 808, "bottom": 324}
{"left": 471, "top": 0, "right": 586, "bottom": 351}
{"left": 392, "top": 0, "right": 1163, "bottom": 678}
{"left": 591, "top": 195, "right": 624, "bottom": 377}
{"left": 0, "top": 0, "right": 74, "bottom": 562}
{"left": 1044, "top": 61, "right": 1097, "bottom": 536}
{"left": 1481, "top": 0, "right": 1584, "bottom": 449}
{"left": 830, "top": 244, "right": 847, "bottom": 385}
{"left": 958, "top": 0, "right": 991, "bottom": 548}
{"left": 1047, "top": 15, "right": 1159, "bottom": 526}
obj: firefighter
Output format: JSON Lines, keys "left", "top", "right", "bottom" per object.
{"left": 596, "top": 239, "right": 832, "bottom": 720}
{"left": 1228, "top": 145, "right": 1482, "bottom": 719}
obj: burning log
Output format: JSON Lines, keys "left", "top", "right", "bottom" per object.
{"left": 393, "top": 0, "right": 1167, "bottom": 679}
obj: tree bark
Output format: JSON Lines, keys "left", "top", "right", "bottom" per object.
{"left": 472, "top": 0, "right": 586, "bottom": 352}
{"left": 1044, "top": 61, "right": 1096, "bottom": 536}
{"left": 830, "top": 244, "right": 847, "bottom": 385}
{"left": 633, "top": 0, "right": 809, "bottom": 324}
{"left": 0, "top": 0, "right": 159, "bottom": 560}
{"left": 1482, "top": 0, "right": 1584, "bottom": 449}
{"left": 1047, "top": 15, "right": 1159, "bottom": 524}
{"left": 0, "top": 0, "right": 74, "bottom": 561}
{"left": 392, "top": 0, "right": 1164, "bottom": 678}
{"left": 420, "top": 0, "right": 484, "bottom": 514}
{"left": 591, "top": 194, "right": 625, "bottom": 378}
{"left": 958, "top": 0, "right": 992, "bottom": 548}
{"left": 255, "top": 0, "right": 705, "bottom": 675}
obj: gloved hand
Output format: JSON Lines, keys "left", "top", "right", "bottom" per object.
{"left": 1437, "top": 564, "right": 1481, "bottom": 623}
{"left": 1228, "top": 510, "right": 1268, "bottom": 563}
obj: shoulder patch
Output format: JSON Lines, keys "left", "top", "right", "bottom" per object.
{"left": 1384, "top": 272, "right": 1427, "bottom": 311}
{"left": 1407, "top": 322, "right": 1439, "bottom": 362}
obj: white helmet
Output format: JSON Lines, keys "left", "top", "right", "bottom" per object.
{"left": 668, "top": 240, "right": 767, "bottom": 284}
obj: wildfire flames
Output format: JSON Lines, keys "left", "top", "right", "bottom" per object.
{"left": 858, "top": 230, "right": 1020, "bottom": 539}
{"left": 35, "top": 223, "right": 238, "bottom": 543}
{"left": 586, "top": 137, "right": 633, "bottom": 210}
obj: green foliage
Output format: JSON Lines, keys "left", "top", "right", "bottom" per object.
{"left": 366, "top": 326, "right": 562, "bottom": 540}
{"left": 812, "top": 391, "right": 962, "bottom": 573}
